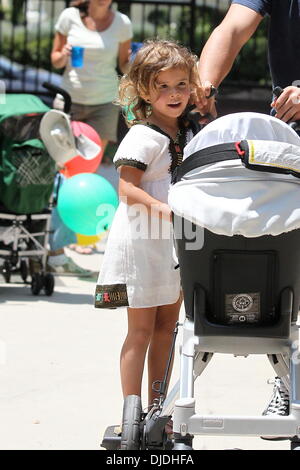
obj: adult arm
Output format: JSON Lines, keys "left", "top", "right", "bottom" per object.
{"left": 197, "top": 4, "right": 263, "bottom": 115}
{"left": 119, "top": 166, "right": 171, "bottom": 221}
{"left": 118, "top": 39, "right": 131, "bottom": 75}
{"left": 51, "top": 32, "right": 71, "bottom": 69}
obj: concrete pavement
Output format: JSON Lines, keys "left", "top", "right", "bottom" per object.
{"left": 0, "top": 237, "right": 291, "bottom": 450}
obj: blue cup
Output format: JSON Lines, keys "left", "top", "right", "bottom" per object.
{"left": 130, "top": 42, "right": 143, "bottom": 62}
{"left": 71, "top": 46, "right": 84, "bottom": 68}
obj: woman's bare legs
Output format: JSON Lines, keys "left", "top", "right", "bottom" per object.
{"left": 147, "top": 295, "right": 182, "bottom": 407}
{"left": 120, "top": 306, "right": 157, "bottom": 398}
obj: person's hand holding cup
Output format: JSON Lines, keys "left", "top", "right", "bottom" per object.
{"left": 71, "top": 46, "right": 85, "bottom": 68}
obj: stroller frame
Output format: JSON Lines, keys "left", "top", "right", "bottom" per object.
{"left": 168, "top": 222, "right": 300, "bottom": 450}
{"left": 0, "top": 211, "right": 51, "bottom": 259}
{"left": 0, "top": 208, "right": 54, "bottom": 294}
{"left": 169, "top": 320, "right": 300, "bottom": 448}
{"left": 102, "top": 223, "right": 300, "bottom": 451}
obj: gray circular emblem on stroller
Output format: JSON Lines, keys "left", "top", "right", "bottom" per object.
{"left": 232, "top": 294, "right": 253, "bottom": 313}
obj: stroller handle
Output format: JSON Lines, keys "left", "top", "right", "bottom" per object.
{"left": 183, "top": 86, "right": 218, "bottom": 133}
{"left": 42, "top": 82, "right": 72, "bottom": 114}
{"left": 272, "top": 86, "right": 300, "bottom": 132}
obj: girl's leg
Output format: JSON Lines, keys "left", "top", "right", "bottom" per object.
{"left": 120, "top": 306, "right": 157, "bottom": 398}
{"left": 147, "top": 295, "right": 182, "bottom": 406}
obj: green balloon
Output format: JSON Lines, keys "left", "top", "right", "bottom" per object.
{"left": 57, "top": 173, "right": 118, "bottom": 236}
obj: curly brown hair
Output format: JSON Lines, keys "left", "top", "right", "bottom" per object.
{"left": 119, "top": 39, "right": 201, "bottom": 126}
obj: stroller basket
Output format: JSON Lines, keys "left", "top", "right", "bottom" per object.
{"left": 0, "top": 94, "right": 56, "bottom": 214}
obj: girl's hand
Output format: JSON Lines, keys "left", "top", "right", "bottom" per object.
{"left": 159, "top": 203, "right": 172, "bottom": 222}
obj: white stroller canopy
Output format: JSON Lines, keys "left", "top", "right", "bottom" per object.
{"left": 168, "top": 112, "right": 300, "bottom": 237}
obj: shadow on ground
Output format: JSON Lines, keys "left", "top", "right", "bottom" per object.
{"left": 0, "top": 284, "right": 93, "bottom": 305}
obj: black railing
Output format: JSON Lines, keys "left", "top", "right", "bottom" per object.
{"left": 0, "top": 0, "right": 270, "bottom": 101}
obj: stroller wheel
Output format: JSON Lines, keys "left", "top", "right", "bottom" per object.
{"left": 291, "top": 438, "right": 300, "bottom": 450}
{"left": 173, "top": 434, "right": 193, "bottom": 450}
{"left": 43, "top": 273, "right": 55, "bottom": 296}
{"left": 20, "top": 260, "right": 28, "bottom": 282}
{"left": 121, "top": 395, "right": 142, "bottom": 450}
{"left": 2, "top": 261, "right": 11, "bottom": 283}
{"left": 31, "top": 272, "right": 43, "bottom": 295}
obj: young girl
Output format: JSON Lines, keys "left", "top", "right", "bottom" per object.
{"left": 95, "top": 39, "right": 203, "bottom": 413}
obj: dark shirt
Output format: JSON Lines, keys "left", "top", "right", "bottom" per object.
{"left": 232, "top": 0, "right": 300, "bottom": 88}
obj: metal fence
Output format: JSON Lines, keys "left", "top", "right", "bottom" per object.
{"left": 0, "top": 0, "right": 270, "bottom": 99}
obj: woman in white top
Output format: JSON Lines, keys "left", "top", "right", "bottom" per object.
{"left": 51, "top": 0, "right": 133, "bottom": 152}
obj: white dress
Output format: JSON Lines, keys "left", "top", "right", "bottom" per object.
{"left": 95, "top": 124, "right": 194, "bottom": 308}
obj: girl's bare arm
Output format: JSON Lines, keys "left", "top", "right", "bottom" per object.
{"left": 119, "top": 166, "right": 171, "bottom": 221}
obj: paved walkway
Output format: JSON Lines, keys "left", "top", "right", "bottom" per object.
{"left": 0, "top": 166, "right": 292, "bottom": 450}
{"left": 0, "top": 239, "right": 292, "bottom": 450}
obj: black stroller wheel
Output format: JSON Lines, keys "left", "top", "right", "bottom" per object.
{"left": 20, "top": 260, "right": 28, "bottom": 282}
{"left": 291, "top": 438, "right": 300, "bottom": 450}
{"left": 43, "top": 273, "right": 55, "bottom": 296}
{"left": 2, "top": 260, "right": 11, "bottom": 283}
{"left": 31, "top": 272, "right": 43, "bottom": 295}
{"left": 173, "top": 434, "right": 193, "bottom": 450}
{"left": 121, "top": 395, "right": 142, "bottom": 450}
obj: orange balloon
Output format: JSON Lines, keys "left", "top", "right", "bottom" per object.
{"left": 61, "top": 121, "right": 103, "bottom": 177}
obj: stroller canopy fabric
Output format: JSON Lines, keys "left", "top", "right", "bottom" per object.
{"left": 168, "top": 112, "right": 300, "bottom": 237}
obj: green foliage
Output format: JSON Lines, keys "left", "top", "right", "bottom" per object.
{"left": 131, "top": 4, "right": 269, "bottom": 85}
{"left": 1, "top": 31, "right": 59, "bottom": 73}
{"left": 0, "top": 3, "right": 270, "bottom": 86}
{"left": 147, "top": 9, "right": 169, "bottom": 28}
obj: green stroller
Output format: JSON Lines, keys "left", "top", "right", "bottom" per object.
{"left": 0, "top": 93, "right": 56, "bottom": 295}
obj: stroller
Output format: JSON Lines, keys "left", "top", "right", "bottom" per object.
{"left": 102, "top": 111, "right": 300, "bottom": 450}
{"left": 0, "top": 84, "right": 97, "bottom": 295}
{"left": 0, "top": 92, "right": 57, "bottom": 295}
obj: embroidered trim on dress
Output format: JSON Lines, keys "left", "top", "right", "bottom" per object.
{"left": 115, "top": 159, "right": 147, "bottom": 171}
{"left": 146, "top": 123, "right": 188, "bottom": 174}
{"left": 95, "top": 284, "right": 129, "bottom": 308}
{"left": 169, "top": 127, "right": 188, "bottom": 174}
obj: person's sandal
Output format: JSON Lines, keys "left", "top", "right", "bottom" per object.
{"left": 69, "top": 244, "right": 95, "bottom": 255}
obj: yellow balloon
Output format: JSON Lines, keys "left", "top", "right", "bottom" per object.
{"left": 76, "top": 233, "right": 104, "bottom": 246}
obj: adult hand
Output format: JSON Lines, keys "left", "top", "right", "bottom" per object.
{"left": 271, "top": 86, "right": 300, "bottom": 122}
{"left": 61, "top": 43, "right": 72, "bottom": 59}
{"left": 193, "top": 81, "right": 217, "bottom": 120}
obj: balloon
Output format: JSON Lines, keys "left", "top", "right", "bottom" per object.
{"left": 76, "top": 232, "right": 105, "bottom": 245}
{"left": 60, "top": 121, "right": 103, "bottom": 177}
{"left": 57, "top": 173, "right": 119, "bottom": 235}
